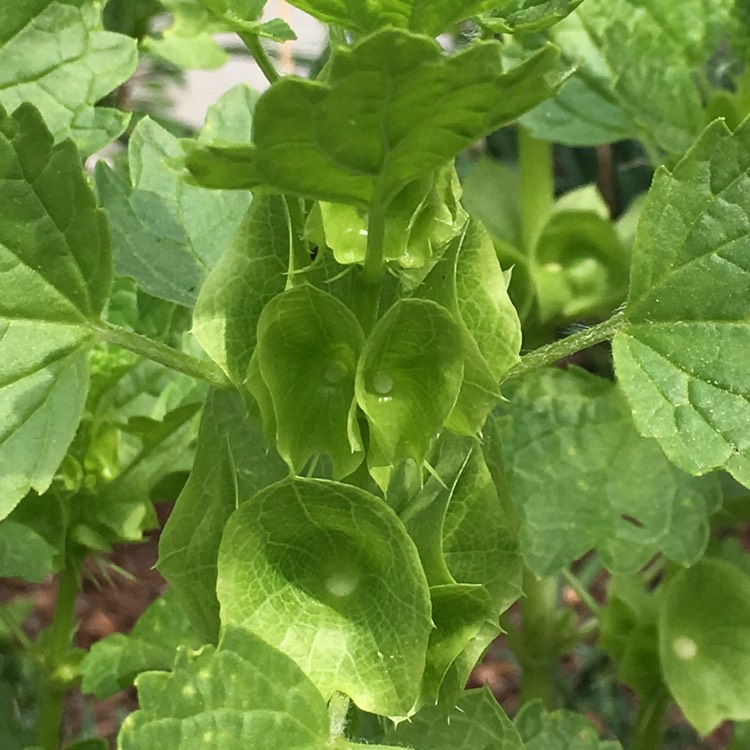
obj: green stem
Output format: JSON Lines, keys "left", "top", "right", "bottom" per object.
{"left": 328, "top": 25, "right": 347, "bottom": 47}
{"left": 91, "top": 321, "right": 232, "bottom": 390}
{"left": 356, "top": 194, "right": 387, "bottom": 333}
{"left": 328, "top": 692, "right": 351, "bottom": 740}
{"left": 501, "top": 311, "right": 626, "bottom": 384}
{"left": 562, "top": 568, "right": 602, "bottom": 617}
{"left": 518, "top": 569, "right": 559, "bottom": 708}
{"left": 37, "top": 564, "right": 80, "bottom": 750}
{"left": 630, "top": 690, "right": 668, "bottom": 750}
{"left": 519, "top": 127, "right": 554, "bottom": 256}
{"left": 0, "top": 605, "right": 32, "bottom": 651}
{"left": 239, "top": 32, "right": 280, "bottom": 85}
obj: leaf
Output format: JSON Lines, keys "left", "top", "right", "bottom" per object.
{"left": 493, "top": 368, "right": 720, "bottom": 575}
{"left": 0, "top": 0, "right": 137, "bottom": 154}
{"left": 355, "top": 299, "right": 465, "bottom": 489}
{"left": 511, "top": 0, "right": 732, "bottom": 152}
{"left": 659, "top": 559, "right": 750, "bottom": 734}
{"left": 198, "top": 84, "right": 257, "bottom": 147}
{"left": 158, "top": 389, "right": 287, "bottom": 641}
{"left": 197, "top": 0, "right": 296, "bottom": 40}
{"left": 216, "top": 478, "right": 432, "bottom": 716}
{"left": 613, "top": 118, "right": 750, "bottom": 488}
{"left": 144, "top": 0, "right": 229, "bottom": 69}
{"left": 81, "top": 590, "right": 202, "bottom": 699}
{"left": 515, "top": 701, "right": 622, "bottom": 749}
{"left": 0, "top": 521, "right": 56, "bottom": 582}
{"left": 192, "top": 194, "right": 292, "bottom": 384}
{"left": 118, "top": 627, "right": 331, "bottom": 750}
{"left": 95, "top": 117, "right": 251, "bottom": 308}
{"left": 185, "top": 29, "right": 561, "bottom": 205}
{"left": 0, "top": 104, "right": 113, "bottom": 519}
{"left": 385, "top": 687, "right": 523, "bottom": 750}
{"left": 251, "top": 286, "right": 365, "bottom": 478}
{"left": 479, "top": 0, "right": 585, "bottom": 33}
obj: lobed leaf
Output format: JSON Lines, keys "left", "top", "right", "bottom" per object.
{"left": 479, "top": 0, "right": 585, "bottom": 34}
{"left": 614, "top": 117, "right": 750, "bottom": 487}
{"left": 216, "top": 477, "right": 432, "bottom": 716}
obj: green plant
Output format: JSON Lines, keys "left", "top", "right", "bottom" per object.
{"left": 2, "top": 1, "right": 750, "bottom": 748}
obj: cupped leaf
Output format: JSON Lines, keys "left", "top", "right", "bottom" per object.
{"left": 515, "top": 701, "right": 622, "bottom": 749}
{"left": 659, "top": 559, "right": 750, "bottom": 734}
{"left": 493, "top": 368, "right": 720, "bottom": 576}
{"left": 479, "top": 0, "right": 585, "bottom": 33}
{"left": 159, "top": 389, "right": 287, "bottom": 641}
{"left": 386, "top": 686, "right": 523, "bottom": 750}
{"left": 118, "top": 627, "right": 331, "bottom": 750}
{"left": 96, "top": 117, "right": 251, "bottom": 308}
{"left": 356, "top": 300, "right": 464, "bottom": 489}
{"left": 186, "top": 29, "right": 561, "bottom": 205}
{"left": 217, "top": 478, "right": 432, "bottom": 716}
{"left": 614, "top": 117, "right": 750, "bottom": 488}
{"left": 0, "top": 104, "right": 113, "bottom": 518}
{"left": 81, "top": 590, "right": 201, "bottom": 699}
{"left": 0, "top": 0, "right": 137, "bottom": 153}
{"left": 251, "top": 285, "right": 365, "bottom": 477}
{"left": 193, "top": 194, "right": 292, "bottom": 383}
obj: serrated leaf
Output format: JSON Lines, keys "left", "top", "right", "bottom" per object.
{"left": 217, "top": 478, "right": 432, "bottom": 716}
{"left": 196, "top": 0, "right": 296, "bottom": 40}
{"left": 659, "top": 559, "right": 750, "bottom": 734}
{"left": 251, "top": 285, "right": 365, "bottom": 477}
{"left": 185, "top": 29, "right": 560, "bottom": 205}
{"left": 159, "top": 389, "right": 287, "bottom": 641}
{"left": 0, "top": 104, "right": 113, "bottom": 519}
{"left": 356, "top": 300, "right": 464, "bottom": 489}
{"left": 118, "top": 627, "right": 331, "bottom": 750}
{"left": 81, "top": 590, "right": 202, "bottom": 699}
{"left": 511, "top": 0, "right": 732, "bottom": 152}
{"left": 0, "top": 0, "right": 137, "bottom": 153}
{"left": 95, "top": 117, "right": 251, "bottom": 308}
{"left": 480, "top": 0, "right": 585, "bottom": 33}
{"left": 614, "top": 118, "right": 750, "bottom": 488}
{"left": 385, "top": 687, "right": 523, "bottom": 750}
{"left": 193, "top": 194, "right": 292, "bottom": 383}
{"left": 515, "top": 701, "right": 622, "bottom": 749}
{"left": 0, "top": 521, "right": 56, "bottom": 582}
{"left": 493, "top": 368, "right": 720, "bottom": 575}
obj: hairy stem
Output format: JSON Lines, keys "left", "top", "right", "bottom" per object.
{"left": 501, "top": 311, "right": 627, "bottom": 384}
{"left": 37, "top": 563, "right": 80, "bottom": 750}
{"left": 239, "top": 32, "right": 280, "bottom": 85}
{"left": 91, "top": 321, "right": 232, "bottom": 389}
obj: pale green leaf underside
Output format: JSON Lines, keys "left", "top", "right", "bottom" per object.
{"left": 158, "top": 389, "right": 287, "bottom": 641}
{"left": 494, "top": 369, "right": 719, "bottom": 575}
{"left": 0, "top": 0, "right": 137, "bottom": 153}
{"left": 96, "top": 117, "right": 251, "bottom": 308}
{"left": 659, "top": 559, "right": 750, "bottom": 734}
{"left": 186, "top": 29, "right": 560, "bottom": 205}
{"left": 480, "top": 0, "right": 585, "bottom": 33}
{"left": 217, "top": 478, "right": 432, "bottom": 716}
{"left": 615, "top": 117, "right": 750, "bottom": 487}
{"left": 0, "top": 104, "right": 112, "bottom": 518}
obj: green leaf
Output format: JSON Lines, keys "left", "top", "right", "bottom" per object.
{"left": 96, "top": 117, "right": 251, "bottom": 308}
{"left": 614, "top": 118, "right": 750, "bottom": 488}
{"left": 493, "top": 368, "right": 720, "bottom": 575}
{"left": 285, "top": 0, "right": 505, "bottom": 35}
{"left": 198, "top": 84, "right": 257, "bottom": 147}
{"left": 479, "top": 0, "right": 585, "bottom": 33}
{"left": 81, "top": 590, "right": 202, "bottom": 699}
{"left": 385, "top": 687, "right": 523, "bottom": 749}
{"left": 0, "top": 521, "right": 56, "bottom": 582}
{"left": 216, "top": 478, "right": 432, "bottom": 716}
{"left": 185, "top": 29, "right": 560, "bottom": 205}
{"left": 118, "top": 627, "right": 331, "bottom": 750}
{"left": 158, "top": 389, "right": 287, "bottom": 641}
{"left": 144, "top": 0, "right": 229, "bottom": 69}
{"left": 355, "top": 300, "right": 465, "bottom": 489}
{"left": 0, "top": 0, "right": 137, "bottom": 154}
{"left": 251, "top": 286, "right": 365, "bottom": 478}
{"left": 196, "top": 0, "right": 296, "bottom": 40}
{"left": 0, "top": 104, "right": 112, "bottom": 519}
{"left": 659, "top": 559, "right": 750, "bottom": 734}
{"left": 511, "top": 0, "right": 732, "bottom": 152}
{"left": 192, "top": 195, "right": 293, "bottom": 384}
{"left": 515, "top": 701, "right": 621, "bottom": 749}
